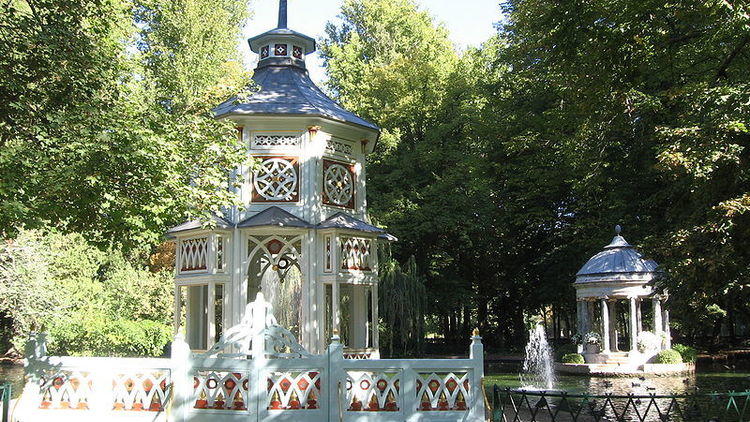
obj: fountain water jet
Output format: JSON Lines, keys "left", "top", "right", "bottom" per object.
{"left": 521, "top": 323, "right": 556, "bottom": 390}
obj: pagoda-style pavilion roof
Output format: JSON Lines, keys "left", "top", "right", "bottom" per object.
{"left": 166, "top": 214, "right": 233, "bottom": 236}
{"left": 317, "top": 212, "right": 385, "bottom": 234}
{"left": 237, "top": 206, "right": 312, "bottom": 229}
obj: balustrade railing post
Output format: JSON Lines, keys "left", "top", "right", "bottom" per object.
{"left": 469, "top": 328, "right": 485, "bottom": 422}
{"left": 170, "top": 333, "right": 192, "bottom": 422}
{"left": 402, "top": 365, "right": 418, "bottom": 422}
{"left": 91, "top": 368, "right": 112, "bottom": 415}
{"left": 327, "top": 332, "right": 344, "bottom": 422}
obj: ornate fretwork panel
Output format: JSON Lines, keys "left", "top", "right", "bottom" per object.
{"left": 340, "top": 237, "right": 372, "bottom": 271}
{"left": 267, "top": 371, "right": 321, "bottom": 410}
{"left": 323, "top": 160, "right": 355, "bottom": 208}
{"left": 324, "top": 235, "right": 333, "bottom": 273}
{"left": 252, "top": 134, "right": 300, "bottom": 149}
{"left": 112, "top": 371, "right": 170, "bottom": 412}
{"left": 252, "top": 157, "right": 300, "bottom": 202}
{"left": 416, "top": 372, "right": 470, "bottom": 411}
{"left": 345, "top": 371, "right": 400, "bottom": 412}
{"left": 325, "top": 138, "right": 354, "bottom": 156}
{"left": 193, "top": 371, "right": 250, "bottom": 411}
{"left": 38, "top": 371, "right": 92, "bottom": 410}
{"left": 180, "top": 237, "right": 208, "bottom": 272}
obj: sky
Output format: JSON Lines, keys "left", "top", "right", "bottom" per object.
{"left": 241, "top": 0, "right": 503, "bottom": 84}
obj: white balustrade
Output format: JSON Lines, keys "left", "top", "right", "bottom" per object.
{"left": 17, "top": 296, "right": 485, "bottom": 422}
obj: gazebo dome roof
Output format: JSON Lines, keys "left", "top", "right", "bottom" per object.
{"left": 576, "top": 226, "right": 659, "bottom": 277}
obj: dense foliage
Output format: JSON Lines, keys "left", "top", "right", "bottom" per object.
{"left": 654, "top": 349, "right": 684, "bottom": 364}
{"left": 561, "top": 353, "right": 585, "bottom": 365}
{"left": 0, "top": 0, "right": 251, "bottom": 251}
{"left": 323, "top": 0, "right": 750, "bottom": 349}
{"left": 672, "top": 343, "right": 698, "bottom": 363}
{"left": 0, "top": 0, "right": 251, "bottom": 356}
{"left": 0, "top": 230, "right": 173, "bottom": 356}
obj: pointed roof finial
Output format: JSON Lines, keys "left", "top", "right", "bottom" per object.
{"left": 615, "top": 224, "right": 622, "bottom": 235}
{"left": 278, "top": 0, "right": 288, "bottom": 29}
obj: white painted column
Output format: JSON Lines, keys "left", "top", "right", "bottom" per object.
{"left": 636, "top": 299, "right": 643, "bottom": 334}
{"left": 600, "top": 298, "right": 610, "bottom": 353}
{"left": 207, "top": 281, "right": 216, "bottom": 349}
{"left": 653, "top": 297, "right": 663, "bottom": 349}
{"left": 173, "top": 285, "right": 181, "bottom": 335}
{"left": 608, "top": 300, "right": 618, "bottom": 352}
{"left": 332, "top": 281, "right": 340, "bottom": 337}
{"left": 629, "top": 297, "right": 638, "bottom": 352}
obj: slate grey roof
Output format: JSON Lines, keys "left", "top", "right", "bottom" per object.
{"left": 214, "top": 65, "right": 380, "bottom": 132}
{"left": 317, "top": 212, "right": 385, "bottom": 234}
{"left": 166, "top": 215, "right": 233, "bottom": 235}
{"left": 237, "top": 206, "right": 312, "bottom": 229}
{"left": 379, "top": 233, "right": 399, "bottom": 242}
{"left": 576, "top": 233, "right": 659, "bottom": 277}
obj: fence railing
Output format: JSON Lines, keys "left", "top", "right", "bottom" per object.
{"left": 491, "top": 386, "right": 750, "bottom": 422}
{"left": 1, "top": 382, "right": 10, "bottom": 422}
{"left": 14, "top": 330, "right": 484, "bottom": 422}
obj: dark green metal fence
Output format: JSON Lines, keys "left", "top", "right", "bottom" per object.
{"left": 491, "top": 386, "right": 750, "bottom": 422}
{"left": 0, "top": 382, "right": 10, "bottom": 422}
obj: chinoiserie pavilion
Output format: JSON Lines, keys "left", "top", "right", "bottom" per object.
{"left": 166, "top": 0, "right": 391, "bottom": 357}
{"left": 575, "top": 226, "right": 670, "bottom": 365}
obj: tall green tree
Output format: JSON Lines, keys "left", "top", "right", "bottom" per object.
{"left": 0, "top": 0, "right": 251, "bottom": 252}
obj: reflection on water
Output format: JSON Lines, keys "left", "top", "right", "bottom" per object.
{"left": 486, "top": 365, "right": 750, "bottom": 395}
{"left": 0, "top": 365, "right": 23, "bottom": 399}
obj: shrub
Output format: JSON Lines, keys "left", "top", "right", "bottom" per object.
{"left": 672, "top": 344, "right": 698, "bottom": 363}
{"left": 654, "top": 349, "right": 683, "bottom": 364}
{"left": 561, "top": 353, "right": 585, "bottom": 364}
{"left": 555, "top": 343, "right": 577, "bottom": 361}
{"left": 48, "top": 312, "right": 172, "bottom": 357}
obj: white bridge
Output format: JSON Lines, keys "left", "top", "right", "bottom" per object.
{"left": 13, "top": 294, "right": 485, "bottom": 421}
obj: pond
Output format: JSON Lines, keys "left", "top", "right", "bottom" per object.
{"left": 486, "top": 362, "right": 750, "bottom": 395}
{"left": 0, "top": 364, "right": 23, "bottom": 399}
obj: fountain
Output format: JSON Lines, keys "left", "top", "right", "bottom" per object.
{"left": 521, "top": 323, "right": 556, "bottom": 390}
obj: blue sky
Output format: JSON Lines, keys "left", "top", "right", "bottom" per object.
{"left": 242, "top": 0, "right": 503, "bottom": 83}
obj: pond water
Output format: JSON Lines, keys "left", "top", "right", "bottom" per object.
{"left": 0, "top": 365, "right": 23, "bottom": 399}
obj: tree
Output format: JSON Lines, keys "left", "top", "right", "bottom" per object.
{"left": 0, "top": 0, "right": 252, "bottom": 252}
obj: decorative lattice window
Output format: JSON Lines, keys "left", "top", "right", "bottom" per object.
{"left": 292, "top": 46, "right": 303, "bottom": 59}
{"left": 340, "top": 237, "right": 372, "bottom": 271}
{"left": 252, "top": 134, "right": 300, "bottom": 148}
{"left": 324, "top": 235, "right": 332, "bottom": 273}
{"left": 416, "top": 372, "right": 470, "bottom": 411}
{"left": 323, "top": 160, "right": 355, "bottom": 208}
{"left": 325, "top": 138, "right": 354, "bottom": 156}
{"left": 180, "top": 237, "right": 208, "bottom": 272}
{"left": 274, "top": 44, "right": 287, "bottom": 56}
{"left": 252, "top": 157, "right": 299, "bottom": 202}
{"left": 261, "top": 46, "right": 270, "bottom": 59}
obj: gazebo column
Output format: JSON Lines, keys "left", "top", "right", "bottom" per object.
{"left": 653, "top": 297, "right": 663, "bottom": 349}
{"left": 636, "top": 299, "right": 643, "bottom": 334}
{"left": 629, "top": 297, "right": 638, "bottom": 352}
{"left": 600, "top": 298, "right": 611, "bottom": 353}
{"left": 608, "top": 300, "right": 618, "bottom": 352}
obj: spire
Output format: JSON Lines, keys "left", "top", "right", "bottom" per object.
{"left": 278, "top": 0, "right": 288, "bottom": 29}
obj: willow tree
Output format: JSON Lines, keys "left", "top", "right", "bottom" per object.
{"left": 378, "top": 254, "right": 427, "bottom": 357}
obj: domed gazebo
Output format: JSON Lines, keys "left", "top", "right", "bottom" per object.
{"left": 575, "top": 226, "right": 669, "bottom": 363}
